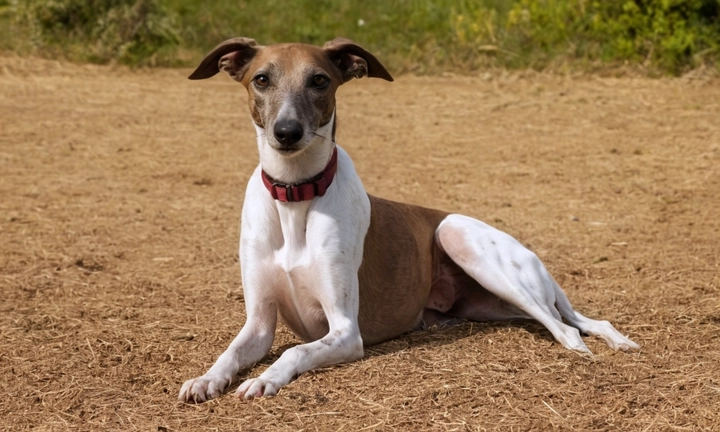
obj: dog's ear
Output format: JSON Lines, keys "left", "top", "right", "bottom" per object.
{"left": 323, "top": 38, "right": 393, "bottom": 83}
{"left": 189, "top": 37, "right": 260, "bottom": 81}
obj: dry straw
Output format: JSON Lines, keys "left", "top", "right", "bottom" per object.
{"left": 1, "top": 57, "right": 718, "bottom": 430}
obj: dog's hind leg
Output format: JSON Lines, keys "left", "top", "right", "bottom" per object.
{"left": 551, "top": 280, "right": 639, "bottom": 350}
{"left": 435, "top": 214, "right": 639, "bottom": 353}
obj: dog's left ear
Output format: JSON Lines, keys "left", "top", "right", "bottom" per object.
{"left": 323, "top": 38, "right": 394, "bottom": 82}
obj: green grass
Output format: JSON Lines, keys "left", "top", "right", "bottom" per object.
{"left": 2, "top": 0, "right": 719, "bottom": 74}
{"left": 163, "top": 0, "right": 518, "bottom": 73}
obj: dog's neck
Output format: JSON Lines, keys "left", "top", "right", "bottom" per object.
{"left": 254, "top": 112, "right": 337, "bottom": 185}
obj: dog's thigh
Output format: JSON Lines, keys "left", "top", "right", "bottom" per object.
{"left": 436, "top": 214, "right": 591, "bottom": 353}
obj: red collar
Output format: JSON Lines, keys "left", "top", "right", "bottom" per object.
{"left": 261, "top": 147, "right": 338, "bottom": 202}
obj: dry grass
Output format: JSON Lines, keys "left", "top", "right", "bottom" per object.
{"left": 1, "top": 56, "right": 719, "bottom": 431}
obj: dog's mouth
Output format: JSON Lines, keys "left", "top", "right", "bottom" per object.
{"left": 271, "top": 142, "right": 305, "bottom": 155}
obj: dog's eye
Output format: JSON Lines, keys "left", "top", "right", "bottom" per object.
{"left": 254, "top": 75, "right": 269, "bottom": 88}
{"left": 311, "top": 74, "right": 329, "bottom": 89}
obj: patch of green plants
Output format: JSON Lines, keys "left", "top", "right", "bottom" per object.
{"left": 505, "top": 0, "right": 720, "bottom": 73}
{"left": 5, "top": 0, "right": 180, "bottom": 65}
{"left": 1, "top": 0, "right": 718, "bottom": 74}
{"left": 162, "top": 0, "right": 516, "bottom": 73}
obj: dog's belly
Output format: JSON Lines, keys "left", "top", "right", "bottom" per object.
{"left": 273, "top": 264, "right": 330, "bottom": 343}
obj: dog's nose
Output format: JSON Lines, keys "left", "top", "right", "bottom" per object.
{"left": 273, "top": 119, "right": 304, "bottom": 147}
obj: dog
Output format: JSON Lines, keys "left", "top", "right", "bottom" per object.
{"left": 178, "top": 37, "right": 639, "bottom": 403}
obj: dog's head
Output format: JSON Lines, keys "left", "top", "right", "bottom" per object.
{"left": 189, "top": 37, "right": 393, "bottom": 155}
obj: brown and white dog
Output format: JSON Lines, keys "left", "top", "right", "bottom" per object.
{"left": 178, "top": 37, "right": 639, "bottom": 403}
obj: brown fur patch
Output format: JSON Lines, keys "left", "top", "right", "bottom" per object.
{"left": 239, "top": 44, "right": 343, "bottom": 131}
{"left": 357, "top": 195, "right": 448, "bottom": 345}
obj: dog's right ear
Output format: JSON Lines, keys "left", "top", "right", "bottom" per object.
{"left": 188, "top": 37, "right": 260, "bottom": 81}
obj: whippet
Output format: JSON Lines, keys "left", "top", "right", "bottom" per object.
{"left": 178, "top": 37, "right": 639, "bottom": 403}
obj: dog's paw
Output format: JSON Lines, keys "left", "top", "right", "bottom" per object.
{"left": 605, "top": 334, "right": 641, "bottom": 351}
{"left": 178, "top": 375, "right": 230, "bottom": 403}
{"left": 568, "top": 341, "right": 593, "bottom": 355}
{"left": 557, "top": 326, "right": 594, "bottom": 355}
{"left": 234, "top": 377, "right": 281, "bottom": 399}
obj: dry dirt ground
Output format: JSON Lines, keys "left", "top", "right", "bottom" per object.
{"left": 1, "top": 56, "right": 719, "bottom": 431}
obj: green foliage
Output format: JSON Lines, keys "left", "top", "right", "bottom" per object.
{"left": 157, "top": 0, "right": 720, "bottom": 73}
{"left": 507, "top": 0, "right": 720, "bottom": 72}
{"left": 593, "top": 0, "right": 720, "bottom": 72}
{"left": 1, "top": 0, "right": 719, "bottom": 73}
{"left": 161, "top": 0, "right": 515, "bottom": 72}
{"left": 8, "top": 0, "right": 179, "bottom": 65}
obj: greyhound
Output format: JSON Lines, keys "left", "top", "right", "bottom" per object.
{"left": 178, "top": 37, "right": 639, "bottom": 403}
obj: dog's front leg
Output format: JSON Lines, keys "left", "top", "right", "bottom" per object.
{"left": 235, "top": 272, "right": 364, "bottom": 398}
{"left": 178, "top": 254, "right": 278, "bottom": 403}
{"left": 178, "top": 314, "right": 275, "bottom": 403}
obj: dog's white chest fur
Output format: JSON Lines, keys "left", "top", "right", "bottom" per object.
{"left": 272, "top": 202, "right": 330, "bottom": 341}
{"left": 238, "top": 151, "right": 371, "bottom": 344}
{"left": 274, "top": 200, "right": 311, "bottom": 271}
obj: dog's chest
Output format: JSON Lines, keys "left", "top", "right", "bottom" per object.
{"left": 273, "top": 263, "right": 329, "bottom": 342}
{"left": 271, "top": 204, "right": 329, "bottom": 342}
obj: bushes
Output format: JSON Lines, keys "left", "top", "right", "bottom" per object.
{"left": 7, "top": 0, "right": 179, "bottom": 65}
{"left": 1, "top": 0, "right": 718, "bottom": 73}
{"left": 594, "top": 0, "right": 720, "bottom": 72}
{"left": 507, "top": 0, "right": 720, "bottom": 73}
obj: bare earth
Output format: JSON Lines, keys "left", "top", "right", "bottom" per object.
{"left": 1, "top": 56, "right": 719, "bottom": 431}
